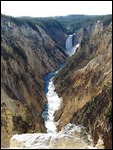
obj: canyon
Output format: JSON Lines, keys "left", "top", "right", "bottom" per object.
{"left": 54, "top": 20, "right": 112, "bottom": 149}
{"left": 1, "top": 14, "right": 112, "bottom": 149}
{"left": 1, "top": 15, "right": 68, "bottom": 147}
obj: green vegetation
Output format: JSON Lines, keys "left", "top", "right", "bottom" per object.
{"left": 1, "top": 14, "right": 66, "bottom": 33}
{"left": 54, "top": 14, "right": 112, "bottom": 33}
{"left": 11, "top": 42, "right": 27, "bottom": 61}
{"left": 1, "top": 13, "right": 112, "bottom": 35}
{"left": 1, "top": 40, "right": 27, "bottom": 62}
{"left": 13, "top": 115, "right": 29, "bottom": 133}
{"left": 106, "top": 104, "right": 112, "bottom": 123}
{"left": 36, "top": 18, "right": 67, "bottom": 32}
{"left": 81, "top": 37, "right": 90, "bottom": 47}
{"left": 102, "top": 15, "right": 112, "bottom": 27}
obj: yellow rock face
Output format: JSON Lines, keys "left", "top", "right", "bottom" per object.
{"left": 1, "top": 87, "right": 43, "bottom": 148}
{"left": 1, "top": 15, "right": 68, "bottom": 148}
{"left": 54, "top": 24, "right": 112, "bottom": 149}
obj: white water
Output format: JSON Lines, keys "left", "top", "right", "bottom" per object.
{"left": 42, "top": 71, "right": 62, "bottom": 134}
{"left": 65, "top": 35, "right": 73, "bottom": 53}
{"left": 10, "top": 123, "right": 98, "bottom": 149}
{"left": 65, "top": 35, "right": 79, "bottom": 56}
{"left": 9, "top": 34, "right": 100, "bottom": 149}
{"left": 42, "top": 35, "right": 80, "bottom": 134}
{"left": 45, "top": 78, "right": 61, "bottom": 134}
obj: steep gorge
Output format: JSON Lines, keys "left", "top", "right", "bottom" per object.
{"left": 1, "top": 14, "right": 112, "bottom": 149}
{"left": 1, "top": 15, "right": 68, "bottom": 147}
{"left": 53, "top": 22, "right": 112, "bottom": 148}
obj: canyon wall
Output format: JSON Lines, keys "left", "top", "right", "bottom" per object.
{"left": 54, "top": 22, "right": 112, "bottom": 149}
{"left": 1, "top": 14, "right": 112, "bottom": 148}
{"left": 1, "top": 15, "right": 68, "bottom": 147}
{"left": 72, "top": 20, "right": 103, "bottom": 46}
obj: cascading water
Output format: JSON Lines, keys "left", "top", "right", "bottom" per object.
{"left": 42, "top": 35, "right": 80, "bottom": 134}
{"left": 42, "top": 65, "right": 64, "bottom": 134}
{"left": 65, "top": 35, "right": 79, "bottom": 56}
{"left": 65, "top": 35, "right": 73, "bottom": 53}
{"left": 10, "top": 34, "right": 98, "bottom": 149}
{"left": 42, "top": 71, "right": 61, "bottom": 134}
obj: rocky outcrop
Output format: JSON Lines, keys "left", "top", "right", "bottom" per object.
{"left": 1, "top": 14, "right": 112, "bottom": 148}
{"left": 43, "top": 19, "right": 68, "bottom": 47}
{"left": 54, "top": 23, "right": 112, "bottom": 148}
{"left": 70, "top": 82, "right": 112, "bottom": 149}
{"left": 1, "top": 87, "right": 44, "bottom": 147}
{"left": 73, "top": 20, "right": 103, "bottom": 46}
{"left": 10, "top": 123, "right": 102, "bottom": 149}
{"left": 1, "top": 15, "right": 68, "bottom": 147}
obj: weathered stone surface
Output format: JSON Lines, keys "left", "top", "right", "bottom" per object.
{"left": 10, "top": 133, "right": 52, "bottom": 149}
{"left": 54, "top": 23, "right": 112, "bottom": 148}
{"left": 1, "top": 87, "right": 43, "bottom": 147}
{"left": 73, "top": 20, "right": 103, "bottom": 46}
{"left": 1, "top": 15, "right": 67, "bottom": 148}
{"left": 10, "top": 124, "right": 100, "bottom": 149}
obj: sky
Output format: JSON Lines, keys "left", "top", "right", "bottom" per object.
{"left": 1, "top": 1, "right": 112, "bottom": 17}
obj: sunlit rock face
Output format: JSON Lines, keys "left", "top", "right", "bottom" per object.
{"left": 1, "top": 14, "right": 112, "bottom": 149}
{"left": 10, "top": 123, "right": 103, "bottom": 149}
{"left": 65, "top": 21, "right": 103, "bottom": 57}
{"left": 73, "top": 20, "right": 103, "bottom": 46}
{"left": 1, "top": 87, "right": 43, "bottom": 147}
{"left": 1, "top": 15, "right": 67, "bottom": 148}
{"left": 53, "top": 23, "right": 112, "bottom": 149}
{"left": 44, "top": 23, "right": 68, "bottom": 47}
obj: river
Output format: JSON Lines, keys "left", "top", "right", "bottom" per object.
{"left": 42, "top": 34, "right": 79, "bottom": 134}
{"left": 42, "top": 64, "right": 64, "bottom": 134}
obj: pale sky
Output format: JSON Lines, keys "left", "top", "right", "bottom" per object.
{"left": 1, "top": 1, "right": 112, "bottom": 17}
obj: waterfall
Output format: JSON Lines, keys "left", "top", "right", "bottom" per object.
{"left": 41, "top": 35, "right": 80, "bottom": 134}
{"left": 65, "top": 35, "right": 73, "bottom": 53}
{"left": 65, "top": 35, "right": 79, "bottom": 56}
{"left": 41, "top": 35, "right": 80, "bottom": 133}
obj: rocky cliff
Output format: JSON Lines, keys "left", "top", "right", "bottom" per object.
{"left": 1, "top": 14, "right": 112, "bottom": 149}
{"left": 54, "top": 23, "right": 112, "bottom": 149}
{"left": 38, "top": 18, "right": 68, "bottom": 47}
{"left": 73, "top": 20, "right": 103, "bottom": 46}
{"left": 1, "top": 15, "right": 68, "bottom": 147}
